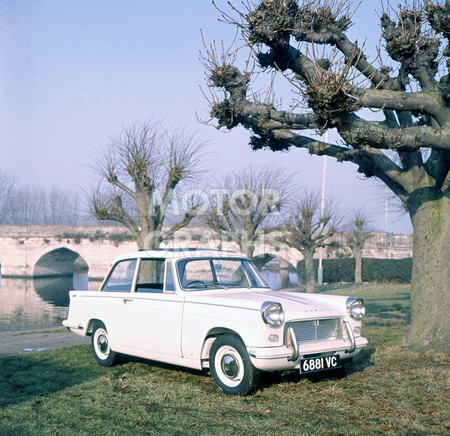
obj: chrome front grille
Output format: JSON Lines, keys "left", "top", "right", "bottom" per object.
{"left": 287, "top": 318, "right": 342, "bottom": 343}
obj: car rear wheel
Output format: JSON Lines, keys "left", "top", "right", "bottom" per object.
{"left": 209, "top": 334, "right": 260, "bottom": 395}
{"left": 91, "top": 321, "right": 120, "bottom": 367}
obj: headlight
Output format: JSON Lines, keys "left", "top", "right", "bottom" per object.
{"left": 346, "top": 297, "right": 365, "bottom": 320}
{"left": 261, "top": 302, "right": 284, "bottom": 327}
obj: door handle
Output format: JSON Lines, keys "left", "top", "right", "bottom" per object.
{"left": 123, "top": 298, "right": 134, "bottom": 304}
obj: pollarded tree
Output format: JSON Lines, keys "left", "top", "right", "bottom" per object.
{"left": 92, "top": 121, "right": 205, "bottom": 249}
{"left": 204, "top": 165, "right": 291, "bottom": 258}
{"left": 346, "top": 210, "right": 371, "bottom": 284}
{"left": 203, "top": 0, "right": 449, "bottom": 351}
{"left": 279, "top": 190, "right": 339, "bottom": 293}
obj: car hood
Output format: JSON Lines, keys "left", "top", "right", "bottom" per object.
{"left": 184, "top": 288, "right": 345, "bottom": 319}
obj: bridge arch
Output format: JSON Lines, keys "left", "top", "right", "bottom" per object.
{"left": 254, "top": 253, "right": 301, "bottom": 290}
{"left": 33, "top": 247, "right": 89, "bottom": 278}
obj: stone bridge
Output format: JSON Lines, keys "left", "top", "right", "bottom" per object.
{"left": 0, "top": 225, "right": 412, "bottom": 280}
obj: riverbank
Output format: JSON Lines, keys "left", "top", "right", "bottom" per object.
{"left": 0, "top": 327, "right": 90, "bottom": 357}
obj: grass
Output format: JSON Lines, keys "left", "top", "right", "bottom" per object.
{"left": 0, "top": 284, "right": 448, "bottom": 435}
{"left": 330, "top": 282, "right": 411, "bottom": 301}
{"left": 330, "top": 283, "right": 411, "bottom": 327}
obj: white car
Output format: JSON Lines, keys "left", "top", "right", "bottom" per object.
{"left": 63, "top": 249, "right": 368, "bottom": 395}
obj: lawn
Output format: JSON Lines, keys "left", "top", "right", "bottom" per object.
{"left": 331, "top": 283, "right": 411, "bottom": 327}
{"left": 330, "top": 282, "right": 411, "bottom": 301}
{"left": 0, "top": 284, "right": 448, "bottom": 435}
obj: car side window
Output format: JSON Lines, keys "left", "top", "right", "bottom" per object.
{"left": 136, "top": 259, "right": 165, "bottom": 293}
{"left": 102, "top": 259, "right": 137, "bottom": 292}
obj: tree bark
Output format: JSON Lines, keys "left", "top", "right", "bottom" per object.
{"left": 243, "top": 244, "right": 255, "bottom": 260}
{"left": 304, "top": 250, "right": 316, "bottom": 293}
{"left": 354, "top": 249, "right": 362, "bottom": 284}
{"left": 408, "top": 194, "right": 450, "bottom": 353}
{"left": 137, "top": 229, "right": 162, "bottom": 251}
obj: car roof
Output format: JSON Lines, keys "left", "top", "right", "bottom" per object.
{"left": 113, "top": 248, "right": 246, "bottom": 262}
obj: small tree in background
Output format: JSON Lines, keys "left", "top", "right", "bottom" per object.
{"left": 0, "top": 170, "right": 81, "bottom": 225}
{"left": 0, "top": 170, "right": 15, "bottom": 224}
{"left": 278, "top": 190, "right": 339, "bottom": 293}
{"left": 204, "top": 165, "right": 291, "bottom": 258}
{"left": 91, "top": 121, "right": 205, "bottom": 249}
{"left": 346, "top": 210, "right": 371, "bottom": 284}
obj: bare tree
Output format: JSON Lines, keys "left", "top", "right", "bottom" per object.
{"left": 204, "top": 165, "right": 291, "bottom": 258}
{"left": 43, "top": 188, "right": 81, "bottom": 225}
{"left": 8, "top": 186, "right": 44, "bottom": 225}
{"left": 346, "top": 210, "right": 371, "bottom": 284}
{"left": 278, "top": 190, "right": 339, "bottom": 293}
{"left": 92, "top": 121, "right": 205, "bottom": 249}
{"left": 0, "top": 170, "right": 15, "bottom": 224}
{"left": 0, "top": 170, "right": 81, "bottom": 225}
{"left": 203, "top": 0, "right": 449, "bottom": 351}
{"left": 7, "top": 186, "right": 81, "bottom": 225}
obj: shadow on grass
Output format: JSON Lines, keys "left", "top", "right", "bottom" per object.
{"left": 100, "top": 349, "right": 375, "bottom": 397}
{"left": 117, "top": 353, "right": 206, "bottom": 376}
{"left": 257, "top": 346, "right": 375, "bottom": 392}
{"left": 365, "top": 300, "right": 411, "bottom": 326}
{"left": 0, "top": 345, "right": 106, "bottom": 409}
{"left": 101, "top": 330, "right": 380, "bottom": 396}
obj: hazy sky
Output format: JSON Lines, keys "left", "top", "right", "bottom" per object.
{"left": 1, "top": 0, "right": 413, "bottom": 233}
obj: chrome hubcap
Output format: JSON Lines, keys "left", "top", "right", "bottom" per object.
{"left": 98, "top": 334, "right": 108, "bottom": 354}
{"left": 221, "top": 354, "right": 239, "bottom": 379}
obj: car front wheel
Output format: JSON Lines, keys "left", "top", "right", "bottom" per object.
{"left": 209, "top": 335, "right": 260, "bottom": 395}
{"left": 91, "top": 321, "right": 120, "bottom": 367}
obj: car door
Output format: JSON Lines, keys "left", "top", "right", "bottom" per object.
{"left": 123, "top": 258, "right": 183, "bottom": 357}
{"left": 97, "top": 258, "right": 138, "bottom": 349}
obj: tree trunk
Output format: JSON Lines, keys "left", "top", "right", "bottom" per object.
{"left": 240, "top": 240, "right": 255, "bottom": 259}
{"left": 354, "top": 249, "right": 362, "bottom": 284}
{"left": 280, "top": 258, "right": 290, "bottom": 289}
{"left": 408, "top": 195, "right": 450, "bottom": 353}
{"left": 304, "top": 250, "right": 316, "bottom": 293}
{"left": 138, "top": 229, "right": 162, "bottom": 250}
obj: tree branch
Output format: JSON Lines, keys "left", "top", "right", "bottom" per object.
{"left": 360, "top": 89, "right": 449, "bottom": 126}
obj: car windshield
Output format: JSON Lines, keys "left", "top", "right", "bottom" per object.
{"left": 177, "top": 258, "right": 269, "bottom": 290}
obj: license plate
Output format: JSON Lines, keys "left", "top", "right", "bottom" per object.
{"left": 300, "top": 355, "right": 341, "bottom": 374}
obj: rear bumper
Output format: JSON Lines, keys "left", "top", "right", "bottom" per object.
{"left": 62, "top": 320, "right": 86, "bottom": 337}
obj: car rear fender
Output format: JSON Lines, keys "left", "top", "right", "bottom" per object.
{"left": 86, "top": 319, "right": 104, "bottom": 336}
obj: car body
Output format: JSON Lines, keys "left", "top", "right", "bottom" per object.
{"left": 63, "top": 248, "right": 368, "bottom": 394}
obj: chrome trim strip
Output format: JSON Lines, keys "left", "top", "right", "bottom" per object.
{"left": 344, "top": 320, "right": 356, "bottom": 354}
{"left": 253, "top": 292, "right": 308, "bottom": 305}
{"left": 185, "top": 301, "right": 260, "bottom": 312}
{"left": 76, "top": 294, "right": 182, "bottom": 303}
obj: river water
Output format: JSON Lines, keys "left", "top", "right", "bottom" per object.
{"left": 0, "top": 274, "right": 98, "bottom": 332}
{"left": 0, "top": 270, "right": 300, "bottom": 332}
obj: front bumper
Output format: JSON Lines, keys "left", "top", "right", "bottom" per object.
{"left": 247, "top": 322, "right": 368, "bottom": 372}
